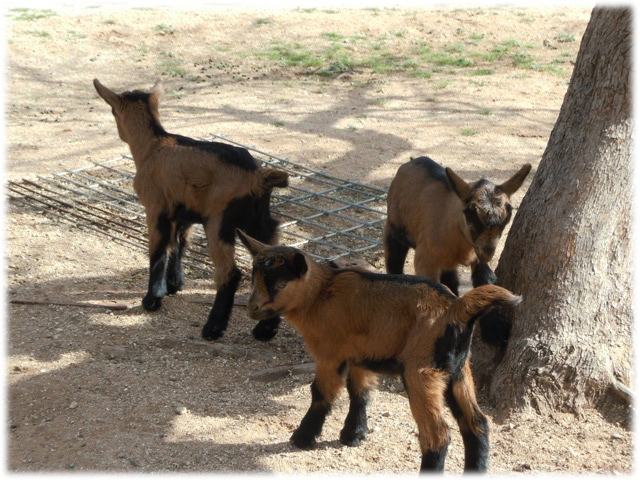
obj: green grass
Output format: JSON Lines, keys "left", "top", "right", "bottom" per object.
{"left": 554, "top": 33, "right": 576, "bottom": 43}
{"left": 11, "top": 8, "right": 57, "bottom": 21}
{"left": 462, "top": 129, "right": 479, "bottom": 136}
{"left": 158, "top": 52, "right": 186, "bottom": 77}
{"left": 154, "top": 24, "right": 175, "bottom": 35}
{"left": 253, "top": 18, "right": 272, "bottom": 27}
{"left": 26, "top": 30, "right": 49, "bottom": 38}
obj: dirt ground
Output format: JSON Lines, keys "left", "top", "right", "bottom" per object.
{"left": 4, "top": 4, "right": 634, "bottom": 474}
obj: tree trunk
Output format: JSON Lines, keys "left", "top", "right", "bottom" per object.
{"left": 472, "top": 7, "right": 633, "bottom": 420}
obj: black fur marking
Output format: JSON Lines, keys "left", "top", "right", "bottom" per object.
{"left": 440, "top": 270, "right": 460, "bottom": 296}
{"left": 252, "top": 315, "right": 282, "bottom": 342}
{"left": 433, "top": 323, "right": 474, "bottom": 382}
{"left": 201, "top": 267, "right": 242, "bottom": 341}
{"left": 420, "top": 445, "right": 449, "bottom": 472}
{"left": 142, "top": 210, "right": 172, "bottom": 311}
{"left": 445, "top": 382, "right": 489, "bottom": 472}
{"left": 174, "top": 136, "right": 259, "bottom": 172}
{"left": 478, "top": 308, "right": 512, "bottom": 346}
{"left": 261, "top": 262, "right": 303, "bottom": 300}
{"left": 172, "top": 203, "right": 205, "bottom": 226}
{"left": 410, "top": 156, "right": 452, "bottom": 191}
{"left": 338, "top": 362, "right": 348, "bottom": 376}
{"left": 471, "top": 262, "right": 497, "bottom": 287}
{"left": 385, "top": 223, "right": 413, "bottom": 274}
{"left": 220, "top": 193, "right": 279, "bottom": 246}
{"left": 357, "top": 358, "right": 404, "bottom": 376}
{"left": 346, "top": 269, "right": 456, "bottom": 300}
{"left": 463, "top": 207, "right": 485, "bottom": 240}
{"left": 340, "top": 373, "right": 370, "bottom": 447}
{"left": 290, "top": 380, "right": 332, "bottom": 450}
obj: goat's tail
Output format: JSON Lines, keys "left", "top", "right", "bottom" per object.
{"left": 442, "top": 285, "right": 521, "bottom": 343}
{"left": 253, "top": 168, "right": 289, "bottom": 195}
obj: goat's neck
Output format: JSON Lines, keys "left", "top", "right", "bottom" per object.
{"left": 284, "top": 261, "right": 334, "bottom": 324}
{"left": 126, "top": 129, "right": 163, "bottom": 169}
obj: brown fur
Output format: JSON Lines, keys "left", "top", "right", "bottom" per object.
{"left": 238, "top": 230, "right": 521, "bottom": 473}
{"left": 384, "top": 156, "right": 531, "bottom": 295}
{"left": 94, "top": 79, "right": 288, "bottom": 341}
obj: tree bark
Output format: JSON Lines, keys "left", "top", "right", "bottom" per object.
{"left": 472, "top": 8, "right": 633, "bottom": 420}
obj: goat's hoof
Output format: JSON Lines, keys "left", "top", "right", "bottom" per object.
{"left": 290, "top": 430, "right": 316, "bottom": 450}
{"left": 339, "top": 428, "right": 367, "bottom": 447}
{"left": 201, "top": 324, "right": 224, "bottom": 341}
{"left": 252, "top": 322, "right": 278, "bottom": 341}
{"left": 142, "top": 294, "right": 163, "bottom": 311}
{"left": 166, "top": 283, "right": 184, "bottom": 295}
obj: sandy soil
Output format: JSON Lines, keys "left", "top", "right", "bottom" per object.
{"left": 5, "top": 4, "right": 633, "bottom": 474}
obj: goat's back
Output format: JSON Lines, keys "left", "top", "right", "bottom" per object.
{"left": 387, "top": 157, "right": 463, "bottom": 247}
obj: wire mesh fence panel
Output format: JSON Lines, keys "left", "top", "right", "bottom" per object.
{"left": 7, "top": 134, "right": 388, "bottom": 276}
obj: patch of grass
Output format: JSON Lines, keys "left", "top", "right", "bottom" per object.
{"left": 484, "top": 39, "right": 520, "bottom": 61}
{"left": 478, "top": 109, "right": 493, "bottom": 116}
{"left": 26, "top": 30, "right": 49, "bottom": 38}
{"left": 554, "top": 33, "right": 576, "bottom": 43}
{"left": 259, "top": 42, "right": 323, "bottom": 68}
{"left": 103, "top": 19, "right": 116, "bottom": 25}
{"left": 470, "top": 31, "right": 484, "bottom": 41}
{"left": 462, "top": 129, "right": 479, "bottom": 136}
{"left": 154, "top": 24, "right": 175, "bottom": 35}
{"left": 271, "top": 121, "right": 286, "bottom": 128}
{"left": 12, "top": 8, "right": 57, "bottom": 21}
{"left": 253, "top": 18, "right": 272, "bottom": 27}
{"left": 410, "top": 71, "right": 432, "bottom": 79}
{"left": 512, "top": 51, "right": 535, "bottom": 68}
{"left": 321, "top": 32, "right": 344, "bottom": 42}
{"left": 470, "top": 68, "right": 495, "bottom": 76}
{"left": 158, "top": 52, "right": 186, "bottom": 77}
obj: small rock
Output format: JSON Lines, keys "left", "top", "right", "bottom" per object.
{"left": 611, "top": 433, "right": 623, "bottom": 440}
{"left": 68, "top": 402, "right": 78, "bottom": 410}
{"left": 514, "top": 463, "right": 532, "bottom": 472}
{"left": 175, "top": 406, "right": 188, "bottom": 415}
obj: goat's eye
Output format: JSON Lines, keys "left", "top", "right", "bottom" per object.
{"left": 277, "top": 280, "right": 287, "bottom": 290}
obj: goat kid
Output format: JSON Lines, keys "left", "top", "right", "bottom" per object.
{"left": 94, "top": 79, "right": 289, "bottom": 341}
{"left": 385, "top": 157, "right": 530, "bottom": 344}
{"left": 238, "top": 229, "right": 521, "bottom": 473}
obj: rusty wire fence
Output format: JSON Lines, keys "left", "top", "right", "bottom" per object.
{"left": 7, "top": 134, "right": 388, "bottom": 276}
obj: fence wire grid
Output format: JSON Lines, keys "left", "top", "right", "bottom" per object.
{"left": 7, "top": 134, "right": 388, "bottom": 276}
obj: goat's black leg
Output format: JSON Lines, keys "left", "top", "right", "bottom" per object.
{"left": 440, "top": 269, "right": 460, "bottom": 296}
{"left": 471, "top": 261, "right": 496, "bottom": 287}
{"left": 444, "top": 363, "right": 489, "bottom": 473}
{"left": 471, "top": 261, "right": 511, "bottom": 346}
{"left": 201, "top": 266, "right": 241, "bottom": 341}
{"left": 384, "top": 223, "right": 411, "bottom": 274}
{"left": 339, "top": 366, "right": 373, "bottom": 447}
{"left": 291, "top": 364, "right": 344, "bottom": 450}
{"left": 166, "top": 224, "right": 192, "bottom": 295}
{"left": 142, "top": 211, "right": 172, "bottom": 311}
{"left": 252, "top": 316, "right": 282, "bottom": 341}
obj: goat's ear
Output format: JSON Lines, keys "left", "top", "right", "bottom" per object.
{"left": 445, "top": 167, "right": 472, "bottom": 200}
{"left": 150, "top": 79, "right": 165, "bottom": 101}
{"left": 236, "top": 229, "right": 267, "bottom": 257}
{"left": 291, "top": 252, "right": 308, "bottom": 278}
{"left": 93, "top": 79, "right": 120, "bottom": 108}
{"left": 499, "top": 163, "right": 532, "bottom": 196}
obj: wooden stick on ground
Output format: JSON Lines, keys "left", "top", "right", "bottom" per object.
{"left": 10, "top": 299, "right": 129, "bottom": 311}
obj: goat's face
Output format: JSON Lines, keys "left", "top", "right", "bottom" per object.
{"left": 93, "top": 79, "right": 164, "bottom": 144}
{"left": 446, "top": 164, "right": 532, "bottom": 263}
{"left": 237, "top": 230, "right": 308, "bottom": 321}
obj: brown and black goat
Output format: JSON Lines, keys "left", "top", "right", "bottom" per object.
{"left": 384, "top": 156, "right": 530, "bottom": 344}
{"left": 94, "top": 79, "right": 289, "bottom": 341}
{"left": 237, "top": 229, "right": 522, "bottom": 473}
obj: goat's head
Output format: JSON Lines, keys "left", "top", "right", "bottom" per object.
{"left": 93, "top": 79, "right": 165, "bottom": 144}
{"left": 445, "top": 164, "right": 531, "bottom": 263}
{"left": 237, "top": 229, "right": 309, "bottom": 321}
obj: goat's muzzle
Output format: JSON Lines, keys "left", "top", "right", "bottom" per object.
{"left": 247, "top": 301, "right": 277, "bottom": 321}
